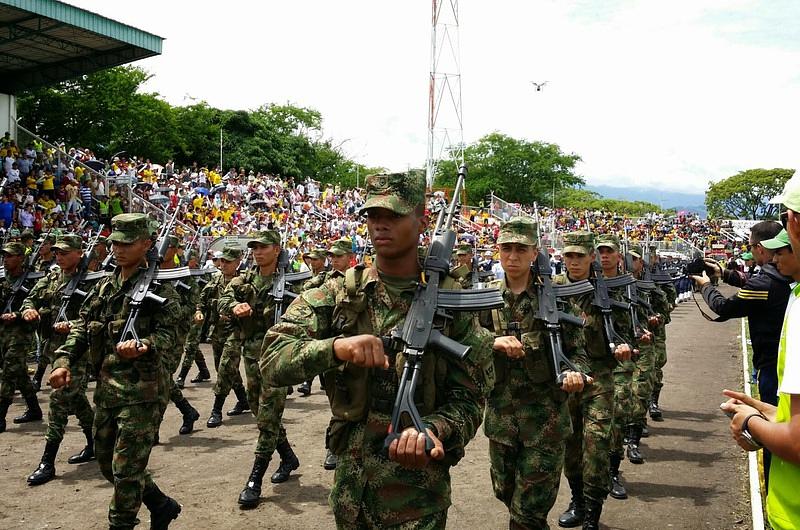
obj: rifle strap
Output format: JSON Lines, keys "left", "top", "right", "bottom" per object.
{"left": 345, "top": 267, "right": 361, "bottom": 298}
{"left": 491, "top": 308, "right": 506, "bottom": 337}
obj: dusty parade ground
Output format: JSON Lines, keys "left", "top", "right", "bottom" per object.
{"left": 0, "top": 286, "right": 753, "bottom": 530}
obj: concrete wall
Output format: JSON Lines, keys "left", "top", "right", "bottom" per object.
{"left": 0, "top": 93, "right": 16, "bottom": 138}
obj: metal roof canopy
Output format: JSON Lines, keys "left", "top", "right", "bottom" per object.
{"left": 0, "top": 0, "right": 162, "bottom": 94}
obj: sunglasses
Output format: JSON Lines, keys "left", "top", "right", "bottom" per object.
{"left": 781, "top": 210, "right": 789, "bottom": 229}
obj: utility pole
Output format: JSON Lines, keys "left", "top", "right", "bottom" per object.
{"left": 426, "top": 0, "right": 464, "bottom": 188}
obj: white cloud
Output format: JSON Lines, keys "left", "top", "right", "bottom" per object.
{"left": 63, "top": 1, "right": 800, "bottom": 195}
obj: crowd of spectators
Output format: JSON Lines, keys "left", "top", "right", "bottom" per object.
{"left": 0, "top": 132, "right": 740, "bottom": 261}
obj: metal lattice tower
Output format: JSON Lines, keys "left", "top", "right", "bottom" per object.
{"left": 426, "top": 0, "right": 464, "bottom": 187}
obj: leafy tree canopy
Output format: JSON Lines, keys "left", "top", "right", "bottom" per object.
{"left": 705, "top": 168, "right": 793, "bottom": 219}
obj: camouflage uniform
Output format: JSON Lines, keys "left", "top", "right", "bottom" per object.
{"left": 479, "top": 219, "right": 588, "bottom": 530}
{"left": 52, "top": 214, "right": 182, "bottom": 529}
{"left": 651, "top": 262, "right": 676, "bottom": 413}
{"left": 0, "top": 241, "right": 39, "bottom": 431}
{"left": 555, "top": 232, "right": 632, "bottom": 527}
{"left": 21, "top": 235, "right": 94, "bottom": 446}
{"left": 261, "top": 172, "right": 495, "bottom": 528}
{"left": 218, "top": 230, "right": 301, "bottom": 508}
{"left": 453, "top": 244, "right": 475, "bottom": 289}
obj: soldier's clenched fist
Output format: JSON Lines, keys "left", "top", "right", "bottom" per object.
{"left": 333, "top": 334, "right": 389, "bottom": 368}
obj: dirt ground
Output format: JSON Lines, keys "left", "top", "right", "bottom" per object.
{"left": 0, "top": 285, "right": 753, "bottom": 529}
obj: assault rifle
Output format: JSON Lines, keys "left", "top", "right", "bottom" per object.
{"left": 621, "top": 243, "right": 654, "bottom": 340}
{"left": 590, "top": 258, "right": 632, "bottom": 354}
{"left": 271, "top": 229, "right": 312, "bottom": 326}
{"left": 53, "top": 226, "right": 105, "bottom": 326}
{"left": 2, "top": 229, "right": 51, "bottom": 314}
{"left": 383, "top": 165, "right": 505, "bottom": 452}
{"left": 533, "top": 250, "right": 593, "bottom": 386}
{"left": 117, "top": 209, "right": 180, "bottom": 345}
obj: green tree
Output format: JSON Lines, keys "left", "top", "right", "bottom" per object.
{"left": 705, "top": 168, "right": 793, "bottom": 219}
{"left": 556, "top": 188, "right": 666, "bottom": 216}
{"left": 433, "top": 132, "right": 584, "bottom": 204}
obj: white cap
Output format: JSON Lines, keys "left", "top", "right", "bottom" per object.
{"left": 212, "top": 251, "right": 224, "bottom": 259}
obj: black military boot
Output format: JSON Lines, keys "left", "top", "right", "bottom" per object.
{"left": 68, "top": 427, "right": 95, "bottom": 464}
{"left": 641, "top": 417, "right": 650, "bottom": 437}
{"left": 558, "top": 479, "right": 585, "bottom": 527}
{"left": 582, "top": 499, "right": 603, "bottom": 530}
{"left": 175, "top": 365, "right": 190, "bottom": 390}
{"left": 287, "top": 386, "right": 293, "bottom": 396}
{"left": 32, "top": 364, "right": 47, "bottom": 392}
{"left": 626, "top": 424, "right": 645, "bottom": 464}
{"left": 27, "top": 440, "right": 59, "bottom": 486}
{"left": 0, "top": 398, "right": 11, "bottom": 433}
{"left": 297, "top": 380, "right": 312, "bottom": 396}
{"left": 271, "top": 441, "right": 300, "bottom": 483}
{"left": 238, "top": 456, "right": 269, "bottom": 509}
{"left": 142, "top": 483, "right": 182, "bottom": 529}
{"left": 191, "top": 355, "right": 211, "bottom": 383}
{"left": 227, "top": 385, "right": 250, "bottom": 416}
{"left": 14, "top": 394, "right": 43, "bottom": 423}
{"left": 609, "top": 452, "right": 627, "bottom": 500}
{"left": 207, "top": 394, "right": 226, "bottom": 428}
{"left": 649, "top": 390, "right": 664, "bottom": 421}
{"left": 323, "top": 449, "right": 337, "bottom": 470}
{"left": 175, "top": 398, "right": 200, "bottom": 435}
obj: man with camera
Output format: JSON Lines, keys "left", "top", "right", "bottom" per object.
{"left": 690, "top": 220, "right": 790, "bottom": 490}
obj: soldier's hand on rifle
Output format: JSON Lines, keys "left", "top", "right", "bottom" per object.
{"left": 49, "top": 367, "right": 71, "bottom": 389}
{"left": 613, "top": 343, "right": 633, "bottom": 362}
{"left": 648, "top": 315, "right": 662, "bottom": 327}
{"left": 561, "top": 370, "right": 592, "bottom": 393}
{"left": 232, "top": 302, "right": 253, "bottom": 318}
{"left": 333, "top": 335, "right": 389, "bottom": 369}
{"left": 639, "top": 329, "right": 653, "bottom": 344}
{"left": 1, "top": 312, "right": 17, "bottom": 322}
{"left": 53, "top": 322, "right": 71, "bottom": 334}
{"left": 22, "top": 308, "right": 40, "bottom": 322}
{"left": 493, "top": 336, "right": 525, "bottom": 359}
{"left": 194, "top": 310, "right": 204, "bottom": 323}
{"left": 388, "top": 426, "right": 444, "bottom": 469}
{"left": 116, "top": 339, "right": 149, "bottom": 359}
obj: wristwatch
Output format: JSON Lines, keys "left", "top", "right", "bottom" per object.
{"left": 741, "top": 413, "right": 766, "bottom": 449}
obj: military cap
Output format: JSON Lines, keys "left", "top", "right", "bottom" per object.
{"left": 360, "top": 171, "right": 426, "bottom": 216}
{"left": 455, "top": 243, "right": 474, "bottom": 256}
{"left": 770, "top": 175, "right": 800, "bottom": 212}
{"left": 52, "top": 233, "right": 83, "bottom": 252}
{"left": 741, "top": 251, "right": 754, "bottom": 260}
{"left": 596, "top": 234, "right": 620, "bottom": 252}
{"left": 303, "top": 248, "right": 325, "bottom": 260}
{"left": 20, "top": 229, "right": 34, "bottom": 240}
{"left": 628, "top": 244, "right": 643, "bottom": 259}
{"left": 247, "top": 230, "right": 281, "bottom": 248}
{"left": 42, "top": 232, "right": 58, "bottom": 243}
{"left": 497, "top": 217, "right": 539, "bottom": 246}
{"left": 2, "top": 241, "right": 25, "bottom": 256}
{"left": 563, "top": 231, "right": 595, "bottom": 255}
{"left": 761, "top": 229, "right": 791, "bottom": 250}
{"left": 166, "top": 235, "right": 180, "bottom": 248}
{"left": 212, "top": 250, "right": 224, "bottom": 259}
{"left": 328, "top": 238, "right": 354, "bottom": 256}
{"left": 108, "top": 213, "right": 154, "bottom": 244}
{"left": 220, "top": 246, "right": 243, "bottom": 261}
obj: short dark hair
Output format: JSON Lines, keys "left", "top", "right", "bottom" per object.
{"left": 751, "top": 220, "right": 782, "bottom": 244}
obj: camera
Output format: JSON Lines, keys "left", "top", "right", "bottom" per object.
{"left": 683, "top": 257, "right": 715, "bottom": 276}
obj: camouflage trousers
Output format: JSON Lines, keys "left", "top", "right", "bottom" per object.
{"left": 564, "top": 363, "right": 614, "bottom": 502}
{"left": 178, "top": 322, "right": 203, "bottom": 374}
{"left": 94, "top": 402, "right": 160, "bottom": 528}
{"left": 631, "top": 343, "right": 656, "bottom": 425}
{"left": 336, "top": 509, "right": 447, "bottom": 530}
{"left": 46, "top": 360, "right": 93, "bottom": 443}
{"left": 164, "top": 345, "right": 187, "bottom": 407}
{"left": 213, "top": 335, "right": 244, "bottom": 398}
{"left": 0, "top": 331, "right": 35, "bottom": 401}
{"left": 490, "top": 439, "right": 563, "bottom": 529}
{"left": 652, "top": 330, "right": 667, "bottom": 395}
{"left": 610, "top": 360, "right": 636, "bottom": 455}
{"left": 242, "top": 353, "right": 288, "bottom": 457}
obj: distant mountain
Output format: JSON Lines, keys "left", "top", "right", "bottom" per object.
{"left": 585, "top": 184, "right": 707, "bottom": 217}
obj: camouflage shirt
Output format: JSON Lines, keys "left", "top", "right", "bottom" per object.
{"left": 52, "top": 267, "right": 182, "bottom": 407}
{"left": 197, "top": 271, "right": 233, "bottom": 334}
{"left": 302, "top": 268, "right": 343, "bottom": 291}
{"left": 261, "top": 265, "right": 494, "bottom": 525}
{"left": 480, "top": 275, "right": 588, "bottom": 447}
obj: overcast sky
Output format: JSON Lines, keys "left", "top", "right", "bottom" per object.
{"left": 66, "top": 0, "right": 800, "bottom": 194}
